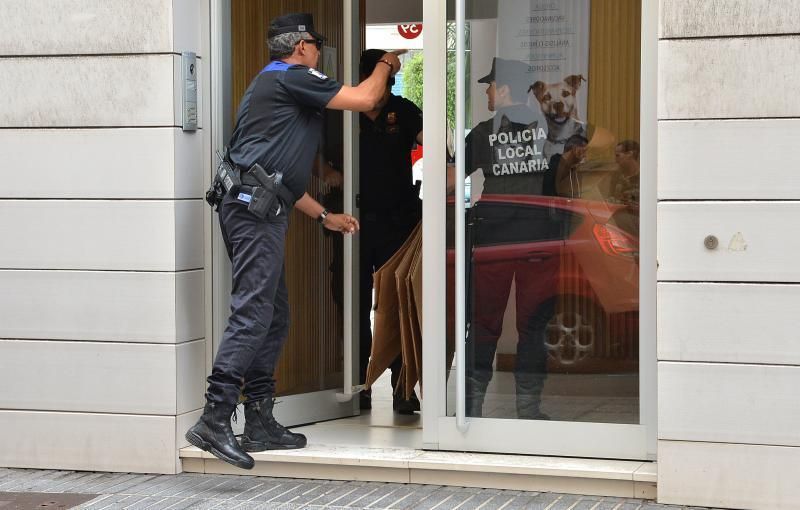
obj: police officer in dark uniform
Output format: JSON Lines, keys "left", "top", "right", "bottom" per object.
{"left": 357, "top": 49, "right": 424, "bottom": 414}
{"left": 187, "top": 13, "right": 401, "bottom": 470}
{"left": 462, "top": 58, "right": 553, "bottom": 420}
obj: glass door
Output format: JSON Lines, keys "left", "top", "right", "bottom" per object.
{"left": 210, "top": 0, "right": 362, "bottom": 428}
{"left": 422, "top": 0, "right": 657, "bottom": 460}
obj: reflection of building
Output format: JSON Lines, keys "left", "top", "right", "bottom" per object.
{"left": 0, "top": 1, "right": 797, "bottom": 509}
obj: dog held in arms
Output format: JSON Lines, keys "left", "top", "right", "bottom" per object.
{"left": 529, "top": 75, "right": 587, "bottom": 159}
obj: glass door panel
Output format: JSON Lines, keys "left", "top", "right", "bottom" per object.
{"left": 428, "top": 0, "right": 653, "bottom": 459}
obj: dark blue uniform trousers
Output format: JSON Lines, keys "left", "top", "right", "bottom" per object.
{"left": 206, "top": 193, "right": 290, "bottom": 405}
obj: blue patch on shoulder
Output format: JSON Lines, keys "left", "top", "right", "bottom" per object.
{"left": 237, "top": 193, "right": 252, "bottom": 203}
{"left": 260, "top": 60, "right": 291, "bottom": 74}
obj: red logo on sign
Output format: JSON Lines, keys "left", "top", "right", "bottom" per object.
{"left": 397, "top": 23, "right": 422, "bottom": 39}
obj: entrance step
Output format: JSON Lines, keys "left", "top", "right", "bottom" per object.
{"left": 180, "top": 445, "right": 656, "bottom": 499}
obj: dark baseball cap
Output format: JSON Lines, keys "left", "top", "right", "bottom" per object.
{"left": 268, "top": 12, "right": 325, "bottom": 42}
{"left": 360, "top": 49, "right": 395, "bottom": 86}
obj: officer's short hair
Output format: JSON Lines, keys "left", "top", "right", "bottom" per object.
{"left": 268, "top": 31, "right": 310, "bottom": 60}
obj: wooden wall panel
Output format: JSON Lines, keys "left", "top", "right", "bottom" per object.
{"left": 587, "top": 0, "right": 641, "bottom": 145}
{"left": 231, "top": 1, "right": 345, "bottom": 396}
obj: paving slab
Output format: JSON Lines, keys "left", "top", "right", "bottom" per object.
{"left": 0, "top": 470, "right": 723, "bottom": 510}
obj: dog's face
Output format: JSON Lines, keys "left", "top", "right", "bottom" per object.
{"left": 530, "top": 75, "right": 585, "bottom": 124}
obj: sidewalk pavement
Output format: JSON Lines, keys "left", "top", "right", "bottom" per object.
{"left": 0, "top": 468, "right": 724, "bottom": 510}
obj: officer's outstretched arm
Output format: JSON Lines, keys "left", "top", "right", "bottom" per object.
{"left": 326, "top": 53, "right": 400, "bottom": 112}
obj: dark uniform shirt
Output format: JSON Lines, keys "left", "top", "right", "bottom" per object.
{"left": 359, "top": 94, "right": 423, "bottom": 214}
{"left": 465, "top": 103, "right": 549, "bottom": 196}
{"left": 228, "top": 61, "right": 343, "bottom": 201}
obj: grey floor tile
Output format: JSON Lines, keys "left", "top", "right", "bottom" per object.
{"left": 234, "top": 481, "right": 296, "bottom": 503}
{"left": 74, "top": 494, "right": 115, "bottom": 509}
{"left": 80, "top": 473, "right": 140, "bottom": 494}
{"left": 330, "top": 486, "right": 385, "bottom": 507}
{"left": 67, "top": 473, "right": 125, "bottom": 493}
{"left": 268, "top": 482, "right": 329, "bottom": 505}
{"left": 616, "top": 503, "right": 642, "bottom": 510}
{"left": 151, "top": 475, "right": 216, "bottom": 498}
{"left": 457, "top": 494, "right": 496, "bottom": 510}
{"left": 571, "top": 500, "right": 602, "bottom": 510}
{"left": 477, "top": 495, "right": 515, "bottom": 510}
{"left": 389, "top": 485, "right": 445, "bottom": 509}
{"left": 106, "top": 475, "right": 163, "bottom": 495}
{"left": 86, "top": 494, "right": 149, "bottom": 510}
{"left": 405, "top": 490, "right": 457, "bottom": 510}
{"left": 345, "top": 484, "right": 397, "bottom": 508}
{"left": 500, "top": 495, "right": 537, "bottom": 510}
{"left": 299, "top": 484, "right": 364, "bottom": 507}
{"left": 189, "top": 476, "right": 255, "bottom": 500}
{"left": 521, "top": 492, "right": 562, "bottom": 510}
{"left": 591, "top": 502, "right": 622, "bottom": 510}
{"left": 432, "top": 492, "right": 477, "bottom": 510}
{"left": 0, "top": 469, "right": 57, "bottom": 491}
{"left": 18, "top": 470, "right": 76, "bottom": 492}
{"left": 547, "top": 494, "right": 582, "bottom": 510}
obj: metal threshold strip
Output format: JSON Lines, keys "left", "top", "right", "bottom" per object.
{"left": 180, "top": 445, "right": 656, "bottom": 499}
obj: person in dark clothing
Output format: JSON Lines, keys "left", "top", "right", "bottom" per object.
{"left": 186, "top": 13, "right": 401, "bottom": 470}
{"left": 462, "top": 58, "right": 554, "bottom": 420}
{"left": 357, "top": 49, "right": 424, "bottom": 414}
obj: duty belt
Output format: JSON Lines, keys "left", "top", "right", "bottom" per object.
{"left": 205, "top": 158, "right": 296, "bottom": 217}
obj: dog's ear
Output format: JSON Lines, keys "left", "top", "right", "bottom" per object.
{"left": 528, "top": 81, "right": 546, "bottom": 101}
{"left": 498, "top": 114, "right": 513, "bottom": 133}
{"left": 564, "top": 74, "right": 586, "bottom": 90}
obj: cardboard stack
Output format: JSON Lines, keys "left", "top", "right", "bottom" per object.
{"left": 364, "top": 222, "right": 424, "bottom": 399}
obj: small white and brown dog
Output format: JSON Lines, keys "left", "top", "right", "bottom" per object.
{"left": 528, "top": 75, "right": 588, "bottom": 159}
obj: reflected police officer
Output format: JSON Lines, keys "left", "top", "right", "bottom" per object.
{"left": 187, "top": 13, "right": 401, "bottom": 470}
{"left": 463, "top": 58, "right": 552, "bottom": 420}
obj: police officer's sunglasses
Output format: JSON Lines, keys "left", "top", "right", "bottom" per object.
{"left": 302, "top": 38, "right": 323, "bottom": 50}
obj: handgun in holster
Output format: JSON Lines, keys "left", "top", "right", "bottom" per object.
{"left": 242, "top": 163, "right": 283, "bottom": 220}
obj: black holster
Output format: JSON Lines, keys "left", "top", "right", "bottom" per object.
{"left": 206, "top": 156, "right": 241, "bottom": 211}
{"left": 239, "top": 163, "right": 277, "bottom": 219}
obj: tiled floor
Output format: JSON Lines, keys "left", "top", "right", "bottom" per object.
{"left": 290, "top": 372, "right": 422, "bottom": 450}
{"left": 0, "top": 468, "right": 723, "bottom": 509}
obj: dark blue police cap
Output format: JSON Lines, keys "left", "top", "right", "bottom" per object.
{"left": 268, "top": 12, "right": 325, "bottom": 42}
{"left": 478, "top": 57, "right": 530, "bottom": 93}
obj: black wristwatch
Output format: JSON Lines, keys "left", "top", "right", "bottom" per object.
{"left": 317, "top": 209, "right": 330, "bottom": 224}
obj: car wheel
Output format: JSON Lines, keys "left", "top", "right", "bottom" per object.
{"left": 543, "top": 299, "right": 605, "bottom": 367}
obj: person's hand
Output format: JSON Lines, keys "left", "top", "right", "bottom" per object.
{"left": 324, "top": 213, "right": 360, "bottom": 234}
{"left": 391, "top": 49, "right": 408, "bottom": 57}
{"left": 381, "top": 52, "right": 401, "bottom": 75}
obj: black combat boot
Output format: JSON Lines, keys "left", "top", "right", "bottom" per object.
{"left": 393, "top": 391, "right": 421, "bottom": 415}
{"left": 240, "top": 398, "right": 307, "bottom": 451}
{"left": 185, "top": 402, "right": 254, "bottom": 470}
{"left": 515, "top": 372, "right": 550, "bottom": 420}
{"left": 465, "top": 374, "right": 490, "bottom": 417}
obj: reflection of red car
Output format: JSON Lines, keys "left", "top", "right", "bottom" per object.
{"left": 446, "top": 195, "right": 639, "bottom": 372}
